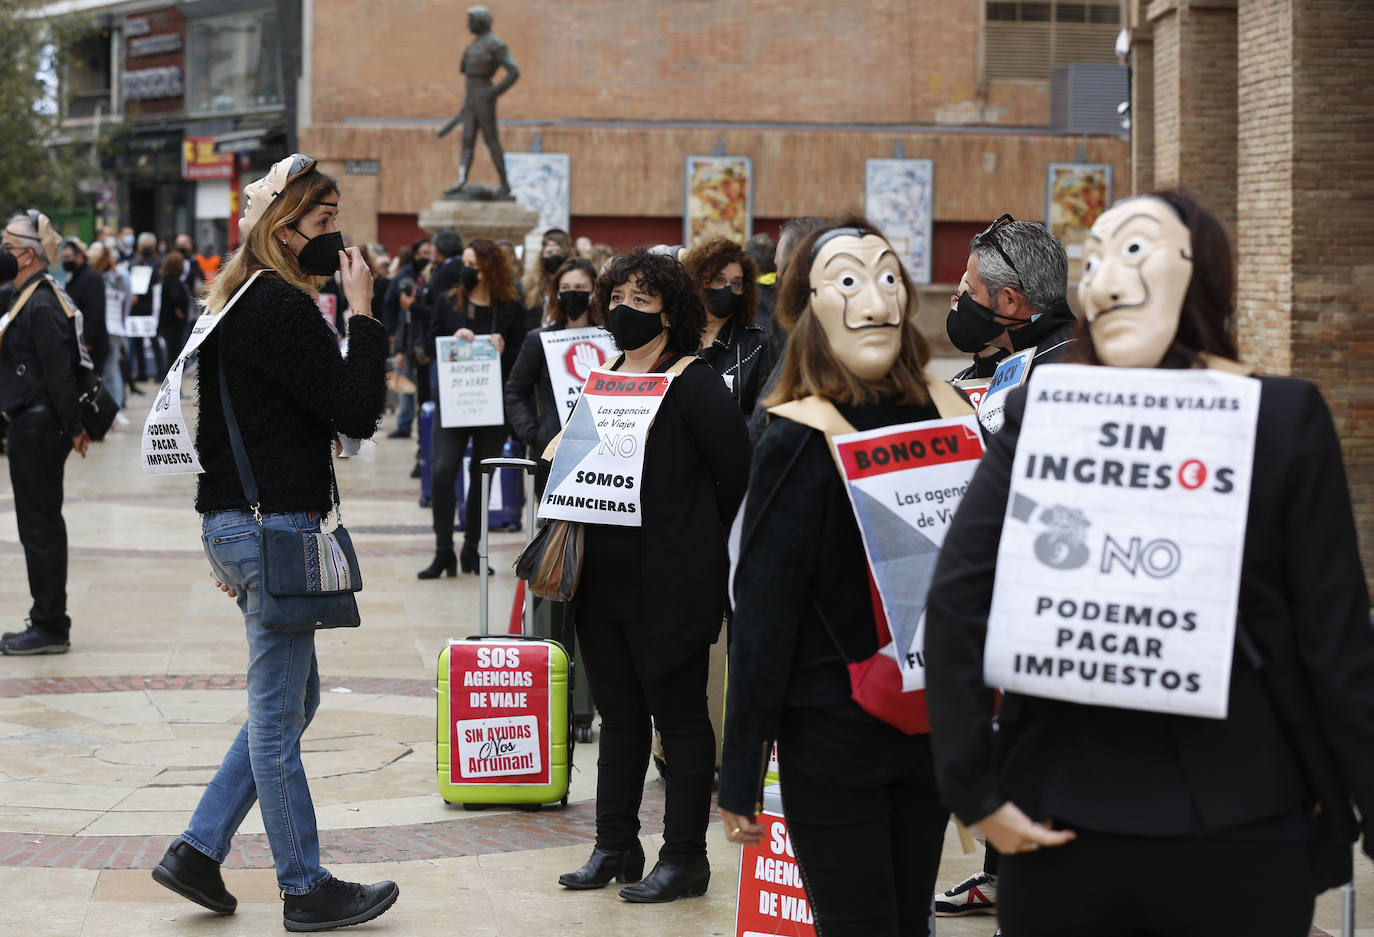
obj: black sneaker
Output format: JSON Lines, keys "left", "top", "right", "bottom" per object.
{"left": 1, "top": 626, "right": 69, "bottom": 656}
{"left": 386, "top": 428, "right": 410, "bottom": 439}
{"left": 283, "top": 877, "right": 399, "bottom": 932}
{"left": 151, "top": 840, "right": 236, "bottom": 914}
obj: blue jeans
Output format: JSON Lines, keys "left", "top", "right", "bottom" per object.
{"left": 183, "top": 509, "right": 329, "bottom": 895}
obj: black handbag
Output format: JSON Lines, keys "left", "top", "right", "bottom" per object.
{"left": 218, "top": 363, "right": 362, "bottom": 631}
{"left": 76, "top": 368, "right": 118, "bottom": 441}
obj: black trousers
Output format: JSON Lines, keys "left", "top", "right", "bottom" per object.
{"left": 998, "top": 830, "right": 1312, "bottom": 937}
{"left": 777, "top": 703, "right": 948, "bottom": 937}
{"left": 7, "top": 410, "right": 73, "bottom": 634}
{"left": 430, "top": 423, "right": 504, "bottom": 551}
{"left": 575, "top": 612, "right": 714, "bottom": 864}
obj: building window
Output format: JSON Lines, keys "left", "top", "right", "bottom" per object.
{"left": 984, "top": 1, "right": 1121, "bottom": 82}
{"left": 186, "top": 10, "right": 283, "bottom": 115}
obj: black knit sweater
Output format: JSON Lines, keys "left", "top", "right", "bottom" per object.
{"left": 194, "top": 274, "right": 389, "bottom": 517}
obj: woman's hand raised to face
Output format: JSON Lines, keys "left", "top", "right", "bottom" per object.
{"left": 339, "top": 247, "right": 373, "bottom": 316}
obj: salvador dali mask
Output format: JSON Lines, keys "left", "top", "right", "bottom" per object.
{"left": 807, "top": 230, "right": 905, "bottom": 381}
{"left": 1080, "top": 196, "right": 1193, "bottom": 368}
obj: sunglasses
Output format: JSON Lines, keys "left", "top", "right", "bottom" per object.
{"left": 973, "top": 214, "right": 1023, "bottom": 288}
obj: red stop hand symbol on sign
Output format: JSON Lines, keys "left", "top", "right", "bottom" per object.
{"left": 564, "top": 342, "right": 606, "bottom": 382}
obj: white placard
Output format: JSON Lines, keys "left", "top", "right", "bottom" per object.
{"left": 454, "top": 715, "right": 543, "bottom": 779}
{"left": 538, "top": 368, "right": 677, "bottom": 527}
{"left": 105, "top": 287, "right": 128, "bottom": 338}
{"left": 832, "top": 417, "right": 986, "bottom": 691}
{"left": 978, "top": 346, "right": 1036, "bottom": 435}
{"left": 436, "top": 335, "right": 503, "bottom": 428}
{"left": 128, "top": 265, "right": 153, "bottom": 296}
{"left": 126, "top": 285, "right": 160, "bottom": 338}
{"left": 141, "top": 270, "right": 264, "bottom": 475}
{"left": 983, "top": 364, "right": 1260, "bottom": 719}
{"left": 538, "top": 326, "right": 617, "bottom": 426}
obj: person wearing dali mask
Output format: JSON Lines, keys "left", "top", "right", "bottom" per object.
{"left": 923, "top": 191, "right": 1374, "bottom": 937}
{"left": 719, "top": 217, "right": 975, "bottom": 937}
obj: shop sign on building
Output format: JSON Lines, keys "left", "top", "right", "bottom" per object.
{"left": 182, "top": 136, "right": 234, "bottom": 181}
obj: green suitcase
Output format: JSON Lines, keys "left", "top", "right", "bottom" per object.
{"left": 436, "top": 457, "right": 571, "bottom": 808}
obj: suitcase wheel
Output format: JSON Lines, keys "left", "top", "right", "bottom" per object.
{"left": 575, "top": 725, "right": 593, "bottom": 743}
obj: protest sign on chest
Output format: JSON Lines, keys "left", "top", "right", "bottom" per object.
{"left": 832, "top": 417, "right": 986, "bottom": 691}
{"left": 125, "top": 286, "right": 160, "bottom": 338}
{"left": 983, "top": 364, "right": 1260, "bottom": 719}
{"left": 538, "top": 327, "right": 617, "bottom": 426}
{"left": 141, "top": 271, "right": 262, "bottom": 475}
{"left": 538, "top": 368, "right": 677, "bottom": 527}
{"left": 435, "top": 335, "right": 503, "bottom": 428}
{"left": 977, "top": 346, "right": 1035, "bottom": 434}
{"left": 104, "top": 287, "right": 128, "bottom": 338}
{"left": 952, "top": 378, "right": 991, "bottom": 411}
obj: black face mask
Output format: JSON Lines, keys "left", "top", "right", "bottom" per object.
{"left": 541, "top": 254, "right": 566, "bottom": 276}
{"left": 704, "top": 286, "right": 738, "bottom": 319}
{"left": 61, "top": 259, "right": 78, "bottom": 274}
{"left": 946, "top": 291, "right": 1007, "bottom": 353}
{"left": 412, "top": 256, "right": 430, "bottom": 276}
{"left": 460, "top": 265, "right": 481, "bottom": 291}
{"left": 293, "top": 229, "right": 345, "bottom": 276}
{"left": 558, "top": 289, "right": 591, "bottom": 321}
{"left": 0, "top": 250, "right": 18, "bottom": 284}
{"left": 606, "top": 303, "right": 664, "bottom": 351}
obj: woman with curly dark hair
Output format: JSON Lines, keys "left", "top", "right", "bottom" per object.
{"left": 554, "top": 248, "right": 751, "bottom": 903}
{"left": 418, "top": 237, "right": 524, "bottom": 578}
{"left": 681, "top": 237, "right": 770, "bottom": 415}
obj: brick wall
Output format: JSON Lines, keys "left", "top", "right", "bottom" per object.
{"left": 311, "top": 0, "right": 1050, "bottom": 129}
{"left": 1235, "top": 0, "right": 1294, "bottom": 376}
{"left": 301, "top": 122, "right": 1128, "bottom": 243}
{"left": 1288, "top": 0, "right": 1374, "bottom": 580}
{"left": 1147, "top": 0, "right": 1238, "bottom": 234}
{"left": 1236, "top": 0, "right": 1374, "bottom": 583}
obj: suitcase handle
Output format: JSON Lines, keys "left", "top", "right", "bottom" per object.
{"left": 479, "top": 457, "right": 537, "bottom": 474}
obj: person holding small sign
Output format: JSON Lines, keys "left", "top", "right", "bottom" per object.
{"left": 554, "top": 248, "right": 750, "bottom": 902}
{"left": 924, "top": 191, "right": 1374, "bottom": 937}
{"left": 720, "top": 218, "right": 977, "bottom": 937}
{"left": 419, "top": 237, "right": 524, "bottom": 578}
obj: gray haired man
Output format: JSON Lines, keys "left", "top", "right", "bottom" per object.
{"left": 946, "top": 215, "right": 1077, "bottom": 381}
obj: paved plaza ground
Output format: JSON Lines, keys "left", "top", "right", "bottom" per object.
{"left": 0, "top": 374, "right": 1367, "bottom": 936}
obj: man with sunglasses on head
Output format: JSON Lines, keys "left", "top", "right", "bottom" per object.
{"left": 947, "top": 215, "right": 1077, "bottom": 382}
{"left": 934, "top": 214, "right": 1076, "bottom": 929}
{"left": 0, "top": 211, "right": 91, "bottom": 656}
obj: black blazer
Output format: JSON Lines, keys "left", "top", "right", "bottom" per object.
{"left": 574, "top": 356, "right": 751, "bottom": 644}
{"left": 718, "top": 398, "right": 941, "bottom": 817}
{"left": 505, "top": 326, "right": 562, "bottom": 456}
{"left": 924, "top": 374, "right": 1374, "bottom": 858}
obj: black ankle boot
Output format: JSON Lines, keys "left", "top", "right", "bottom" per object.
{"left": 417, "top": 550, "right": 457, "bottom": 579}
{"left": 618, "top": 857, "right": 710, "bottom": 903}
{"left": 282, "top": 877, "right": 399, "bottom": 932}
{"left": 558, "top": 841, "right": 646, "bottom": 889}
{"left": 151, "top": 840, "right": 237, "bottom": 914}
{"left": 459, "top": 542, "right": 494, "bottom": 576}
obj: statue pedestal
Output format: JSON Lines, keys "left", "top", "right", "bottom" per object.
{"left": 418, "top": 197, "right": 539, "bottom": 242}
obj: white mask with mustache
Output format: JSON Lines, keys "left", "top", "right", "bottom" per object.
{"left": 1080, "top": 197, "right": 1193, "bottom": 368}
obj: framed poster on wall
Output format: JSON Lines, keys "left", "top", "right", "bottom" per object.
{"left": 864, "top": 158, "right": 934, "bottom": 285}
{"left": 505, "top": 153, "right": 571, "bottom": 235}
{"left": 1046, "top": 163, "right": 1112, "bottom": 284}
{"left": 683, "top": 155, "right": 752, "bottom": 248}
